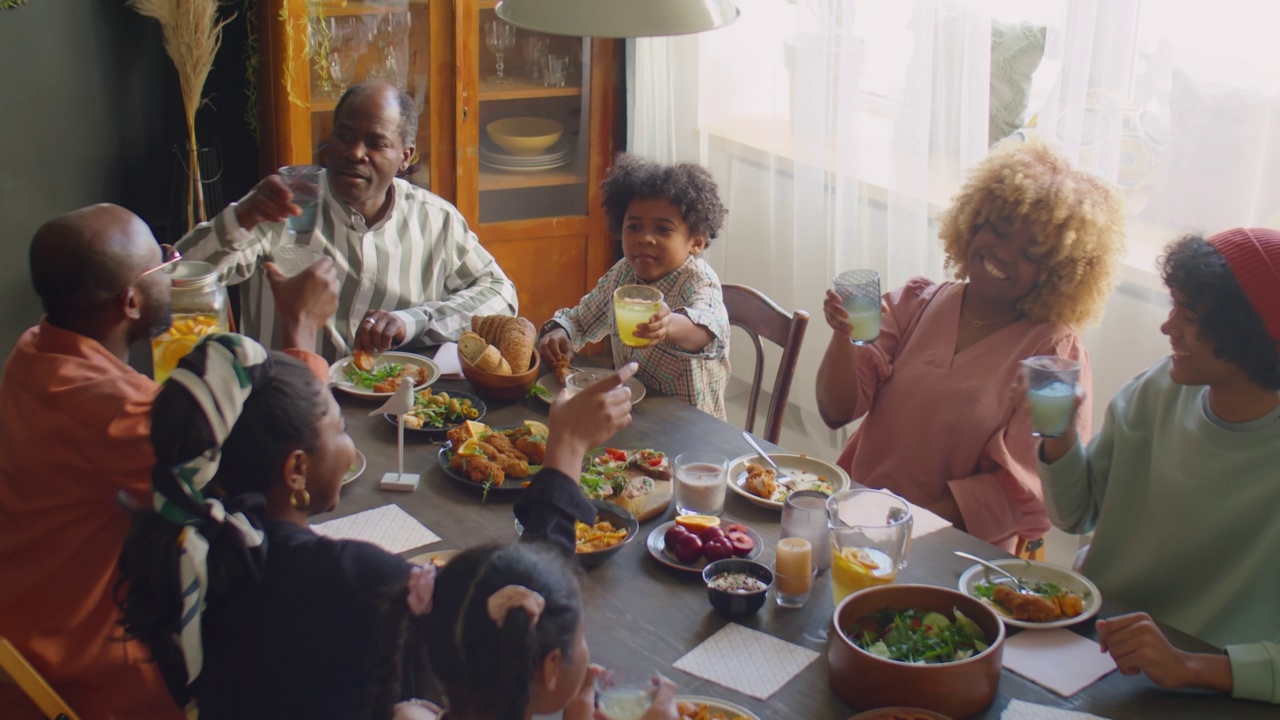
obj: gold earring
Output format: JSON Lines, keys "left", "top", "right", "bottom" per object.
{"left": 290, "top": 487, "right": 311, "bottom": 510}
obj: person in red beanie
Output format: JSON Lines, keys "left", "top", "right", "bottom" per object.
{"left": 1030, "top": 228, "right": 1280, "bottom": 704}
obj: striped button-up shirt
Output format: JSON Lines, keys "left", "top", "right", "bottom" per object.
{"left": 548, "top": 256, "right": 730, "bottom": 419}
{"left": 177, "top": 174, "right": 518, "bottom": 359}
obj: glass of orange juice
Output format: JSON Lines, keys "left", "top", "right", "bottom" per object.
{"left": 826, "top": 488, "right": 912, "bottom": 606}
{"left": 613, "top": 285, "right": 663, "bottom": 348}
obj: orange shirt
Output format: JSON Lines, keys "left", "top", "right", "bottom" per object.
{"left": 0, "top": 321, "right": 326, "bottom": 719}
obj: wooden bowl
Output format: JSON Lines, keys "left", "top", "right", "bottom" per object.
{"left": 460, "top": 348, "right": 541, "bottom": 402}
{"left": 828, "top": 584, "right": 1005, "bottom": 719}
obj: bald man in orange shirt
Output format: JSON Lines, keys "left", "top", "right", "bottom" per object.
{"left": 0, "top": 205, "right": 336, "bottom": 719}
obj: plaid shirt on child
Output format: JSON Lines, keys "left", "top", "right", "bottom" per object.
{"left": 548, "top": 256, "right": 731, "bottom": 419}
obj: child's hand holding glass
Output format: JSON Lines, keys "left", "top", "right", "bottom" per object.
{"left": 629, "top": 301, "right": 673, "bottom": 346}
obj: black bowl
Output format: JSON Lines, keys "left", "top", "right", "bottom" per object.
{"left": 702, "top": 558, "right": 774, "bottom": 618}
{"left": 576, "top": 500, "right": 640, "bottom": 569}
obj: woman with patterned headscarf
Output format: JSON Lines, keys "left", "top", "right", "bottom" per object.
{"left": 116, "top": 335, "right": 638, "bottom": 719}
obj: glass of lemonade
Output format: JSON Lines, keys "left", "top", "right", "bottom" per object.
{"left": 833, "top": 270, "right": 882, "bottom": 345}
{"left": 826, "top": 488, "right": 912, "bottom": 606}
{"left": 613, "top": 285, "right": 663, "bottom": 348}
{"left": 1021, "top": 356, "right": 1081, "bottom": 438}
{"left": 674, "top": 451, "right": 728, "bottom": 517}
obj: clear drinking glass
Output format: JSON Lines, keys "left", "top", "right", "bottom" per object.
{"left": 833, "top": 269, "right": 882, "bottom": 345}
{"left": 782, "top": 490, "right": 832, "bottom": 573}
{"left": 674, "top": 451, "right": 728, "bottom": 517}
{"left": 272, "top": 245, "right": 326, "bottom": 277}
{"left": 523, "top": 35, "right": 549, "bottom": 80}
{"left": 277, "top": 165, "right": 323, "bottom": 234}
{"left": 565, "top": 369, "right": 606, "bottom": 397}
{"left": 1021, "top": 356, "right": 1081, "bottom": 438}
{"left": 595, "top": 673, "right": 655, "bottom": 720}
{"left": 544, "top": 53, "right": 569, "bottom": 87}
{"left": 328, "top": 50, "right": 358, "bottom": 98}
{"left": 613, "top": 285, "right": 663, "bottom": 348}
{"left": 485, "top": 20, "right": 517, "bottom": 84}
{"left": 773, "top": 537, "right": 816, "bottom": 608}
{"left": 826, "top": 488, "right": 912, "bottom": 606}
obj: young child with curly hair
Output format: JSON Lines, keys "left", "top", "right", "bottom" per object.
{"left": 538, "top": 153, "right": 731, "bottom": 419}
{"left": 816, "top": 139, "right": 1126, "bottom": 553}
{"left": 1035, "top": 228, "right": 1280, "bottom": 704}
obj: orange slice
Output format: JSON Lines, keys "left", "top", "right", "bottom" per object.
{"left": 840, "top": 547, "right": 881, "bottom": 570}
{"left": 456, "top": 439, "right": 485, "bottom": 457}
{"left": 462, "top": 420, "right": 490, "bottom": 439}
{"left": 674, "top": 515, "right": 721, "bottom": 534}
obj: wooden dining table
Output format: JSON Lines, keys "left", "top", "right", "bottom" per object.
{"left": 324, "top": 378, "right": 1279, "bottom": 720}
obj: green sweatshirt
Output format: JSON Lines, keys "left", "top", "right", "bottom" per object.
{"left": 1040, "top": 357, "right": 1280, "bottom": 704}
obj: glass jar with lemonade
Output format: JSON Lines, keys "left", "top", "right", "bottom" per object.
{"left": 826, "top": 488, "right": 912, "bottom": 606}
{"left": 613, "top": 285, "right": 663, "bottom": 348}
{"left": 152, "top": 261, "right": 229, "bottom": 383}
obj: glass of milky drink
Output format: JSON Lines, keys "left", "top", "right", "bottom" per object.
{"left": 1021, "top": 356, "right": 1081, "bottom": 438}
{"left": 826, "top": 488, "right": 912, "bottom": 607}
{"left": 595, "top": 672, "right": 656, "bottom": 720}
{"left": 674, "top": 451, "right": 729, "bottom": 517}
{"left": 833, "top": 270, "right": 882, "bottom": 345}
{"left": 613, "top": 285, "right": 663, "bottom": 348}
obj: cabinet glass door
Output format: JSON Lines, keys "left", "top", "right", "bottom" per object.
{"left": 306, "top": 0, "right": 432, "bottom": 189}
{"left": 472, "top": 7, "right": 591, "bottom": 223}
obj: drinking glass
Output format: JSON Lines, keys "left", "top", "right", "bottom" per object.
{"left": 833, "top": 270, "right": 881, "bottom": 345}
{"left": 277, "top": 165, "right": 323, "bottom": 234}
{"left": 272, "top": 245, "right": 326, "bottom": 277}
{"left": 328, "top": 50, "right": 358, "bottom": 98}
{"left": 826, "top": 488, "right": 912, "bottom": 606}
{"left": 782, "top": 490, "right": 832, "bottom": 573}
{"left": 485, "top": 20, "right": 517, "bottom": 84}
{"left": 1021, "top": 356, "right": 1081, "bottom": 438}
{"left": 522, "top": 36, "right": 549, "bottom": 80}
{"left": 773, "top": 538, "right": 816, "bottom": 608}
{"left": 613, "top": 285, "right": 663, "bottom": 348}
{"left": 674, "top": 452, "right": 728, "bottom": 517}
{"left": 564, "top": 369, "right": 606, "bottom": 397}
{"left": 544, "top": 53, "right": 569, "bottom": 87}
{"left": 595, "top": 672, "right": 655, "bottom": 720}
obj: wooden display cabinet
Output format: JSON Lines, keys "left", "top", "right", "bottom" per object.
{"left": 258, "top": 0, "right": 621, "bottom": 326}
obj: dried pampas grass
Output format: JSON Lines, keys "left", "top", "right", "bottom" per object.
{"left": 129, "top": 0, "right": 234, "bottom": 229}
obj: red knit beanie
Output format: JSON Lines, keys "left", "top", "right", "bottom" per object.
{"left": 1207, "top": 228, "right": 1280, "bottom": 344}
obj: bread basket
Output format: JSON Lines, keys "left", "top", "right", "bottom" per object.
{"left": 461, "top": 348, "right": 541, "bottom": 402}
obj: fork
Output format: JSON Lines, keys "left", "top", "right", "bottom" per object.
{"left": 741, "top": 432, "right": 798, "bottom": 489}
{"left": 954, "top": 551, "right": 1033, "bottom": 593}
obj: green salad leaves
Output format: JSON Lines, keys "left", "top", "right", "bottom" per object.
{"left": 849, "top": 607, "right": 989, "bottom": 664}
{"left": 344, "top": 362, "right": 404, "bottom": 389}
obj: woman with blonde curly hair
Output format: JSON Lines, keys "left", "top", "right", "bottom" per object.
{"left": 815, "top": 140, "right": 1125, "bottom": 553}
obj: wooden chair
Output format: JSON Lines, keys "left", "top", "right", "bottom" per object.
{"left": 722, "top": 284, "right": 810, "bottom": 444}
{"left": 0, "top": 638, "right": 79, "bottom": 720}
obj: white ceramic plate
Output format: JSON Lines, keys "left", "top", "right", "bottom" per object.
{"left": 342, "top": 450, "right": 366, "bottom": 486}
{"left": 406, "top": 548, "right": 459, "bottom": 568}
{"left": 328, "top": 351, "right": 440, "bottom": 398}
{"left": 958, "top": 557, "right": 1102, "bottom": 630}
{"left": 534, "top": 372, "right": 646, "bottom": 405}
{"left": 725, "top": 452, "right": 850, "bottom": 510}
{"left": 675, "top": 695, "right": 761, "bottom": 720}
{"left": 645, "top": 520, "right": 763, "bottom": 573}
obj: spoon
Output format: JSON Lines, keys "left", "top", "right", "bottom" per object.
{"left": 954, "top": 551, "right": 1032, "bottom": 593}
{"left": 741, "top": 432, "right": 796, "bottom": 488}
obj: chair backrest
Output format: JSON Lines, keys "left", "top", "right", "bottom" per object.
{"left": 722, "top": 284, "right": 809, "bottom": 444}
{"left": 0, "top": 638, "right": 79, "bottom": 720}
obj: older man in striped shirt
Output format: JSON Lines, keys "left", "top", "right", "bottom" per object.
{"left": 179, "top": 82, "right": 517, "bottom": 359}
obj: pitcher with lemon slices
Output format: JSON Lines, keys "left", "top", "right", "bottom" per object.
{"left": 151, "top": 261, "right": 229, "bottom": 383}
{"left": 826, "top": 488, "right": 912, "bottom": 606}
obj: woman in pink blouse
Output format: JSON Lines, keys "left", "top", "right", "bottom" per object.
{"left": 816, "top": 141, "right": 1126, "bottom": 553}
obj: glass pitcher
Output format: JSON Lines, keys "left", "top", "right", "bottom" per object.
{"left": 826, "top": 488, "right": 912, "bottom": 606}
{"left": 151, "top": 261, "right": 229, "bottom": 383}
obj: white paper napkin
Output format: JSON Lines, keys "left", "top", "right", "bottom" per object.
{"left": 433, "top": 342, "right": 465, "bottom": 379}
{"left": 1002, "top": 629, "right": 1117, "bottom": 697}
{"left": 1001, "top": 698, "right": 1112, "bottom": 720}
{"left": 312, "top": 504, "right": 441, "bottom": 554}
{"left": 907, "top": 501, "right": 953, "bottom": 538}
{"left": 672, "top": 623, "right": 819, "bottom": 700}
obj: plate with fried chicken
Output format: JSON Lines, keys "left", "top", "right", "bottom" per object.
{"left": 436, "top": 420, "right": 548, "bottom": 499}
{"left": 958, "top": 557, "right": 1101, "bottom": 630}
{"left": 328, "top": 351, "right": 440, "bottom": 398}
{"left": 725, "top": 452, "right": 850, "bottom": 510}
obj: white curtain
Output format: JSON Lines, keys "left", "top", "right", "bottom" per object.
{"left": 629, "top": 0, "right": 1280, "bottom": 456}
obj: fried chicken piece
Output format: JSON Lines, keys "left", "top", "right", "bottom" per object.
{"left": 473, "top": 440, "right": 530, "bottom": 479}
{"left": 450, "top": 453, "right": 505, "bottom": 486}
{"left": 446, "top": 427, "right": 470, "bottom": 448}
{"left": 514, "top": 436, "right": 546, "bottom": 465}
{"left": 353, "top": 350, "right": 376, "bottom": 371}
{"left": 993, "top": 585, "right": 1062, "bottom": 622}
{"left": 1055, "top": 592, "right": 1084, "bottom": 618}
{"left": 743, "top": 463, "right": 777, "bottom": 500}
{"left": 555, "top": 357, "right": 571, "bottom": 386}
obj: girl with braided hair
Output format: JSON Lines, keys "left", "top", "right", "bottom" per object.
{"left": 115, "top": 335, "right": 435, "bottom": 719}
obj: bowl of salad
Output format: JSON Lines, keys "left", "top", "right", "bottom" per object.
{"left": 828, "top": 584, "right": 1004, "bottom": 719}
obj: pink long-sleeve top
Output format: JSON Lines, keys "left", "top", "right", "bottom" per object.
{"left": 835, "top": 277, "right": 1092, "bottom": 552}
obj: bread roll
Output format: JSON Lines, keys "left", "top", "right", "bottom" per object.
{"left": 498, "top": 317, "right": 536, "bottom": 373}
{"left": 458, "top": 331, "right": 488, "bottom": 364}
{"left": 496, "top": 357, "right": 513, "bottom": 376}
{"left": 474, "top": 344, "right": 504, "bottom": 373}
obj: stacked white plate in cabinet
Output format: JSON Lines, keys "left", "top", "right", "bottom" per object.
{"left": 480, "top": 139, "right": 573, "bottom": 172}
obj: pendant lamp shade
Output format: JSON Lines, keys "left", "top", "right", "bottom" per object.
{"left": 495, "top": 0, "right": 739, "bottom": 38}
